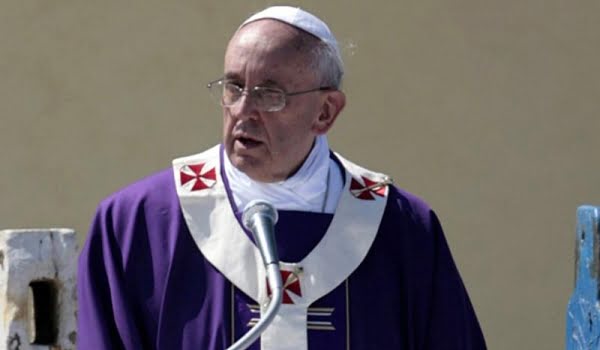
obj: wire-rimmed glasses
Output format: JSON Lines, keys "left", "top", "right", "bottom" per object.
{"left": 207, "top": 78, "right": 333, "bottom": 112}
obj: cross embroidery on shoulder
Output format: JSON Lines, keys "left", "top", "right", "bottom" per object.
{"left": 179, "top": 163, "right": 216, "bottom": 191}
{"left": 350, "top": 176, "right": 392, "bottom": 200}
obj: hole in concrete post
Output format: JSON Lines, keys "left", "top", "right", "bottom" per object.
{"left": 28, "top": 280, "right": 58, "bottom": 345}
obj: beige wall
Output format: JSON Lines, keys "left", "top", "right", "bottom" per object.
{"left": 2, "top": 1, "right": 599, "bottom": 348}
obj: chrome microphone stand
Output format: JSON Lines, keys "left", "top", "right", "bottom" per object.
{"left": 227, "top": 200, "right": 283, "bottom": 350}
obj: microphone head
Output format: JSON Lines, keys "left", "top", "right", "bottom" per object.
{"left": 242, "top": 200, "right": 279, "bottom": 230}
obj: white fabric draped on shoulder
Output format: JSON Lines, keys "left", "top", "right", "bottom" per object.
{"left": 223, "top": 135, "right": 343, "bottom": 213}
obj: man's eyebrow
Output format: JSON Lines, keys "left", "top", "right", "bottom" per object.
{"left": 259, "top": 79, "right": 280, "bottom": 87}
{"left": 222, "top": 75, "right": 282, "bottom": 89}
{"left": 223, "top": 73, "right": 241, "bottom": 81}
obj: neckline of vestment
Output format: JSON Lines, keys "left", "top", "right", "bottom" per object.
{"left": 222, "top": 135, "right": 343, "bottom": 214}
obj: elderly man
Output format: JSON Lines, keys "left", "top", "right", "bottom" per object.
{"left": 78, "top": 6, "right": 486, "bottom": 350}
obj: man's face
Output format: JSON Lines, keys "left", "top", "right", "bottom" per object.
{"left": 222, "top": 20, "right": 325, "bottom": 182}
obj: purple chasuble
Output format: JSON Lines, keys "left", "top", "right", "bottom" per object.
{"left": 78, "top": 152, "right": 486, "bottom": 349}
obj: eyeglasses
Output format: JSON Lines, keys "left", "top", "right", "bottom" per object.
{"left": 207, "top": 78, "right": 333, "bottom": 112}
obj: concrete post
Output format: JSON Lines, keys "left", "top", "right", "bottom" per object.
{"left": 566, "top": 206, "right": 600, "bottom": 350}
{"left": 0, "top": 229, "right": 77, "bottom": 350}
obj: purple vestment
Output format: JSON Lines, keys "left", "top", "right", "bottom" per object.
{"left": 78, "top": 150, "right": 486, "bottom": 349}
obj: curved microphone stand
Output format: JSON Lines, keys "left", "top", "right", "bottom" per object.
{"left": 227, "top": 200, "right": 283, "bottom": 350}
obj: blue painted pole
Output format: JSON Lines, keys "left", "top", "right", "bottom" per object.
{"left": 566, "top": 206, "right": 600, "bottom": 350}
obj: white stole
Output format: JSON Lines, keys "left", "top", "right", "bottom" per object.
{"left": 173, "top": 145, "right": 391, "bottom": 350}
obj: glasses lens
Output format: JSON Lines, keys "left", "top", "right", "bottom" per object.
{"left": 207, "top": 80, "right": 287, "bottom": 112}
{"left": 222, "top": 82, "right": 243, "bottom": 106}
{"left": 253, "top": 87, "right": 285, "bottom": 112}
{"left": 207, "top": 80, "right": 225, "bottom": 105}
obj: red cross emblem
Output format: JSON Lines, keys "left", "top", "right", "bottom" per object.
{"left": 350, "top": 176, "right": 388, "bottom": 200}
{"left": 267, "top": 270, "right": 302, "bottom": 304}
{"left": 179, "top": 163, "right": 216, "bottom": 191}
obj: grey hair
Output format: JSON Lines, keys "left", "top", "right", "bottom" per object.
{"left": 311, "top": 40, "right": 345, "bottom": 89}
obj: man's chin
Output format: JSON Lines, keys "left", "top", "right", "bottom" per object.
{"left": 230, "top": 153, "right": 261, "bottom": 175}
{"left": 230, "top": 154, "right": 283, "bottom": 183}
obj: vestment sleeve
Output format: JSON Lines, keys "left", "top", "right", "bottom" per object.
{"left": 77, "top": 204, "right": 144, "bottom": 349}
{"left": 424, "top": 211, "right": 487, "bottom": 349}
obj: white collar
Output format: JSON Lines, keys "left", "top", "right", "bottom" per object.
{"left": 223, "top": 135, "right": 337, "bottom": 213}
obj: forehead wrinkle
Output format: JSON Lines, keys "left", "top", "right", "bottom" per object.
{"left": 224, "top": 45, "right": 272, "bottom": 85}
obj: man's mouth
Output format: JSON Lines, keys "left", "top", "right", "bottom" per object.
{"left": 235, "top": 136, "right": 262, "bottom": 148}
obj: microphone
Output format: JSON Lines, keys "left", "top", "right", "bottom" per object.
{"left": 242, "top": 200, "right": 279, "bottom": 266}
{"left": 227, "top": 200, "right": 283, "bottom": 350}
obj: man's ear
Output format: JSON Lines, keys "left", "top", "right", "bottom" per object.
{"left": 312, "top": 90, "right": 346, "bottom": 134}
